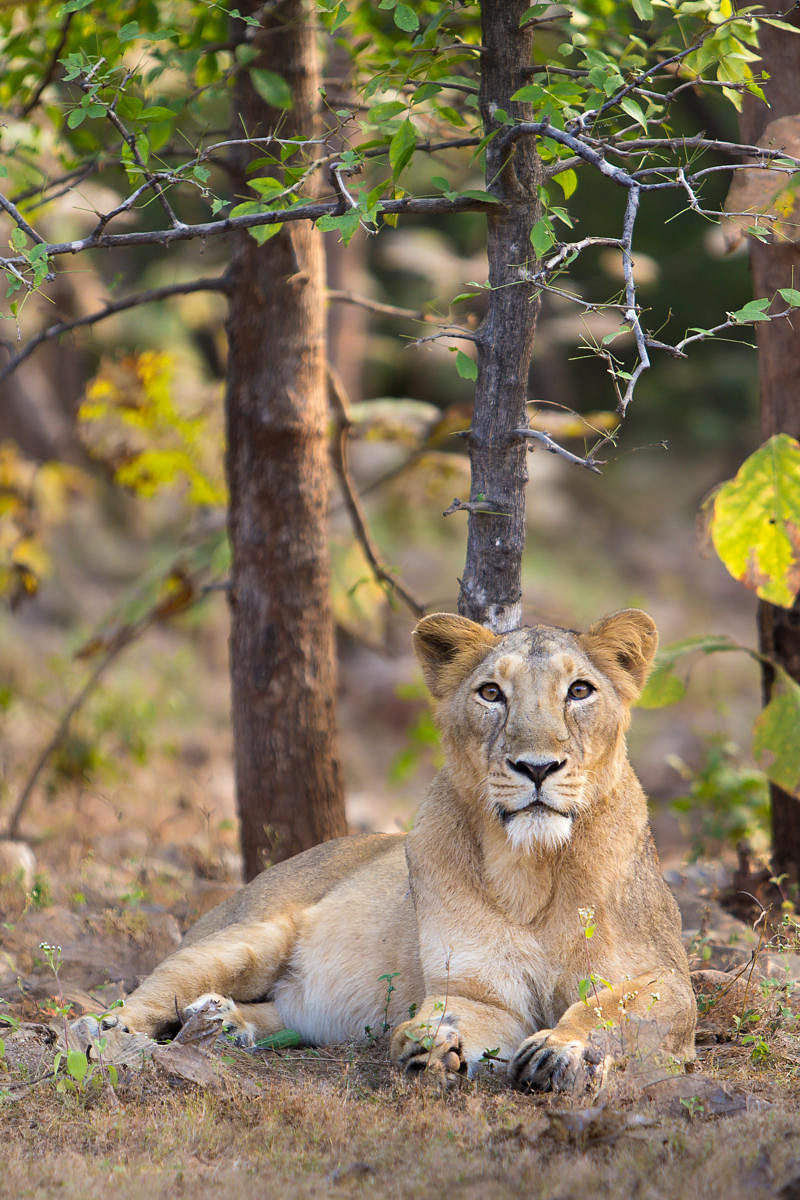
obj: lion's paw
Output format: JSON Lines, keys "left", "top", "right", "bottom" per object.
{"left": 183, "top": 993, "right": 256, "bottom": 1047}
{"left": 391, "top": 1017, "right": 465, "bottom": 1082}
{"left": 508, "top": 1029, "right": 602, "bottom": 1093}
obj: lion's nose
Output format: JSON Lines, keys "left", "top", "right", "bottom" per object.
{"left": 508, "top": 758, "right": 565, "bottom": 788}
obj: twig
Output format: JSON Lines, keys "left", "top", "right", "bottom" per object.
{"left": 327, "top": 366, "right": 426, "bottom": 620}
{"left": 511, "top": 428, "right": 605, "bottom": 473}
{"left": 442, "top": 497, "right": 508, "bottom": 517}
{"left": 76, "top": 71, "right": 184, "bottom": 231}
{"left": 5, "top": 563, "right": 204, "bottom": 839}
{"left": 0, "top": 193, "right": 494, "bottom": 272}
{"left": 617, "top": 184, "right": 650, "bottom": 415}
{"left": 326, "top": 290, "right": 435, "bottom": 323}
{"left": 0, "top": 276, "right": 229, "bottom": 388}
{"left": 5, "top": 623, "right": 142, "bottom": 839}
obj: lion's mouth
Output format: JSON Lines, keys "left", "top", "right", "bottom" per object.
{"left": 496, "top": 798, "right": 571, "bottom": 824}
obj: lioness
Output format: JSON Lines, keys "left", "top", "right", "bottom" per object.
{"left": 103, "top": 608, "right": 695, "bottom": 1090}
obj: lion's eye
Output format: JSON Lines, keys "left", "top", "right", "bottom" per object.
{"left": 477, "top": 682, "right": 504, "bottom": 703}
{"left": 567, "top": 680, "right": 595, "bottom": 701}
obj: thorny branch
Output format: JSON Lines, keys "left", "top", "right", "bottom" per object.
{"left": 1, "top": 67, "right": 800, "bottom": 417}
{"left": 511, "top": 427, "right": 607, "bottom": 474}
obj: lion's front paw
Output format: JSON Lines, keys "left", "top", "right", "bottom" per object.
{"left": 391, "top": 1017, "right": 465, "bottom": 1081}
{"left": 183, "top": 993, "right": 256, "bottom": 1048}
{"left": 508, "top": 1029, "right": 602, "bottom": 1093}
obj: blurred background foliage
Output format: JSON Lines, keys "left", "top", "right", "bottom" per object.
{"left": 0, "top": 0, "right": 787, "bottom": 872}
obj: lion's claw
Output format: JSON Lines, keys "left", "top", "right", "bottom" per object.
{"left": 509, "top": 1031, "right": 601, "bottom": 1093}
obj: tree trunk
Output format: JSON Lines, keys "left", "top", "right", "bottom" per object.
{"left": 739, "top": 8, "right": 800, "bottom": 882}
{"left": 226, "top": 0, "right": 346, "bottom": 879}
{"left": 458, "top": 0, "right": 542, "bottom": 631}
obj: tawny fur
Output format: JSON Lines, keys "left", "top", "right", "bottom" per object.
{"left": 108, "top": 608, "right": 696, "bottom": 1090}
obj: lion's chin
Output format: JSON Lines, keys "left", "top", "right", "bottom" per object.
{"left": 501, "top": 807, "right": 574, "bottom": 854}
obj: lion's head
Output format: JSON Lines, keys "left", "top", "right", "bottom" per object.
{"left": 413, "top": 610, "right": 657, "bottom": 852}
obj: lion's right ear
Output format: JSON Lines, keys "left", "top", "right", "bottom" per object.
{"left": 413, "top": 614, "right": 499, "bottom": 699}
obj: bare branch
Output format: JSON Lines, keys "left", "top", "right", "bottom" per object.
{"left": 0, "top": 193, "right": 494, "bottom": 272}
{"left": 327, "top": 289, "right": 439, "bottom": 322}
{"left": 410, "top": 328, "right": 479, "bottom": 347}
{"left": 0, "top": 276, "right": 229, "bottom": 387}
{"left": 511, "top": 428, "right": 606, "bottom": 473}
{"left": 617, "top": 184, "right": 650, "bottom": 416}
{"left": 327, "top": 367, "right": 426, "bottom": 620}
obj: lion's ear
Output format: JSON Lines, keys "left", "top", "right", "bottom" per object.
{"left": 413, "top": 614, "right": 499, "bottom": 699}
{"left": 579, "top": 609, "right": 658, "bottom": 703}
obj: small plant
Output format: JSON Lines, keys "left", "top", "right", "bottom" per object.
{"left": 669, "top": 739, "right": 770, "bottom": 860}
{"left": 28, "top": 874, "right": 52, "bottom": 909}
{"left": 39, "top": 942, "right": 118, "bottom": 1095}
{"left": 378, "top": 972, "right": 400, "bottom": 1034}
{"left": 679, "top": 1095, "right": 705, "bottom": 1120}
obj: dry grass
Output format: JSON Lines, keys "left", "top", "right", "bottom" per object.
{"left": 2, "top": 1028, "right": 800, "bottom": 1199}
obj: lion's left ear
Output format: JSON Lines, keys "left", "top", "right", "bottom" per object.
{"left": 579, "top": 609, "right": 658, "bottom": 703}
{"left": 413, "top": 613, "right": 499, "bottom": 699}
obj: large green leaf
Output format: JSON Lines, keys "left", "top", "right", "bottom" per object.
{"left": 711, "top": 433, "right": 800, "bottom": 608}
{"left": 752, "top": 674, "right": 800, "bottom": 798}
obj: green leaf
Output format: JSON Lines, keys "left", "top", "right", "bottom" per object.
{"left": 118, "top": 21, "right": 140, "bottom": 42}
{"left": 510, "top": 84, "right": 547, "bottom": 103}
{"left": 730, "top": 297, "right": 771, "bottom": 323}
{"left": 520, "top": 4, "right": 549, "bottom": 26}
{"left": 637, "top": 667, "right": 687, "bottom": 709}
{"left": 250, "top": 223, "right": 283, "bottom": 244}
{"left": 66, "top": 1049, "right": 88, "bottom": 1083}
{"left": 10, "top": 227, "right": 27, "bottom": 251}
{"left": 140, "top": 106, "right": 177, "bottom": 122}
{"left": 389, "top": 118, "right": 417, "bottom": 179}
{"left": 67, "top": 108, "right": 86, "bottom": 129}
{"left": 530, "top": 217, "right": 555, "bottom": 257}
{"left": 553, "top": 168, "right": 577, "bottom": 199}
{"left": 250, "top": 68, "right": 293, "bottom": 110}
{"left": 778, "top": 287, "right": 800, "bottom": 308}
{"left": 455, "top": 350, "right": 477, "bottom": 381}
{"left": 619, "top": 95, "right": 647, "bottom": 129}
{"left": 632, "top": 0, "right": 653, "bottom": 18}
{"left": 753, "top": 675, "right": 800, "bottom": 797}
{"left": 116, "top": 95, "right": 143, "bottom": 120}
{"left": 315, "top": 210, "right": 361, "bottom": 244}
{"left": 456, "top": 189, "right": 501, "bottom": 204}
{"left": 711, "top": 434, "right": 800, "bottom": 607}
{"left": 394, "top": 3, "right": 419, "bottom": 32}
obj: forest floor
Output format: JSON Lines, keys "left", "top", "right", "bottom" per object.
{"left": 1, "top": 460, "right": 799, "bottom": 1197}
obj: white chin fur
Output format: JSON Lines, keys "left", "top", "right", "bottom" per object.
{"left": 504, "top": 808, "right": 573, "bottom": 853}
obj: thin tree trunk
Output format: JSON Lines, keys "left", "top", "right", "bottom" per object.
{"left": 739, "top": 7, "right": 800, "bottom": 882}
{"left": 226, "top": 0, "right": 346, "bottom": 879}
{"left": 457, "top": 0, "right": 541, "bottom": 632}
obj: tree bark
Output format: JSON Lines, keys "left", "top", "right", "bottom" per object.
{"left": 458, "top": 0, "right": 541, "bottom": 632}
{"left": 226, "top": 0, "right": 346, "bottom": 879}
{"left": 739, "top": 6, "right": 800, "bottom": 882}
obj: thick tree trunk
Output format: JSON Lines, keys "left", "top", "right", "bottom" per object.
{"left": 740, "top": 7, "right": 800, "bottom": 882}
{"left": 226, "top": 0, "right": 346, "bottom": 879}
{"left": 458, "top": 0, "right": 541, "bottom": 631}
